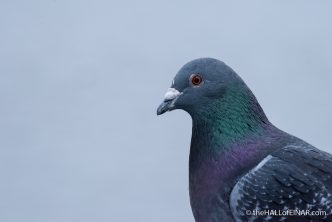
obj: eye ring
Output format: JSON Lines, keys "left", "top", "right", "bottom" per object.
{"left": 190, "top": 74, "right": 203, "bottom": 86}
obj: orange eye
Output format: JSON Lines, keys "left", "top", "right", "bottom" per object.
{"left": 190, "top": 74, "right": 203, "bottom": 86}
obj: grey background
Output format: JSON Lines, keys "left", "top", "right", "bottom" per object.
{"left": 1, "top": 1, "right": 332, "bottom": 221}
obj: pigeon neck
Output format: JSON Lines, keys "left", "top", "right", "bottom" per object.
{"left": 191, "top": 86, "right": 270, "bottom": 148}
{"left": 188, "top": 89, "right": 276, "bottom": 218}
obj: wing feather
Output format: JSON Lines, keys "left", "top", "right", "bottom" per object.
{"left": 230, "top": 145, "right": 332, "bottom": 222}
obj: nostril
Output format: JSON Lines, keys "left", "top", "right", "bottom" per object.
{"left": 164, "top": 88, "right": 181, "bottom": 101}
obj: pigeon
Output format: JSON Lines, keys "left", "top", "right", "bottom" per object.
{"left": 157, "top": 58, "right": 332, "bottom": 222}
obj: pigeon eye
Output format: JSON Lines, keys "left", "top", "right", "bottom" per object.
{"left": 190, "top": 74, "right": 203, "bottom": 86}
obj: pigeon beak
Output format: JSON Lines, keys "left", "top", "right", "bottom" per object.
{"left": 157, "top": 88, "right": 182, "bottom": 115}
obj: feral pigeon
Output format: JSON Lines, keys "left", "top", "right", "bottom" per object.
{"left": 157, "top": 58, "right": 332, "bottom": 222}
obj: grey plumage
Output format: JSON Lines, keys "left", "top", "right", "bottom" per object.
{"left": 231, "top": 142, "right": 332, "bottom": 222}
{"left": 157, "top": 58, "right": 332, "bottom": 221}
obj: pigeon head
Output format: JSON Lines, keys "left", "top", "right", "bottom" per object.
{"left": 157, "top": 58, "right": 267, "bottom": 121}
{"left": 157, "top": 58, "right": 230, "bottom": 115}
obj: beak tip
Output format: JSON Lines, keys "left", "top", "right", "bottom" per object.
{"left": 156, "top": 110, "right": 166, "bottom": 116}
{"left": 156, "top": 101, "right": 171, "bottom": 116}
{"left": 156, "top": 105, "right": 166, "bottom": 116}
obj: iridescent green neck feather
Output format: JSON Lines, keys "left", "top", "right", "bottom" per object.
{"left": 191, "top": 84, "right": 270, "bottom": 150}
